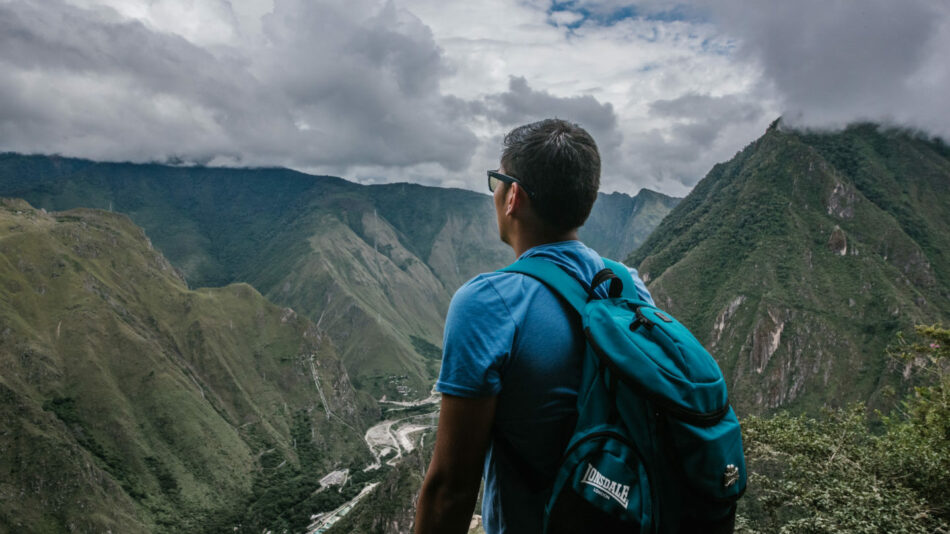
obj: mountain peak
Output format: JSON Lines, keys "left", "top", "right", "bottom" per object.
{"left": 629, "top": 125, "right": 950, "bottom": 414}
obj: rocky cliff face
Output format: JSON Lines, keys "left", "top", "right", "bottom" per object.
{"left": 629, "top": 123, "right": 950, "bottom": 414}
{"left": 0, "top": 199, "right": 373, "bottom": 532}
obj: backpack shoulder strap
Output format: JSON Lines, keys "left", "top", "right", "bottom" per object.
{"left": 498, "top": 257, "right": 588, "bottom": 315}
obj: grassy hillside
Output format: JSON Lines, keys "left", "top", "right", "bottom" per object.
{"left": 0, "top": 199, "right": 375, "bottom": 532}
{"left": 629, "top": 122, "right": 950, "bottom": 414}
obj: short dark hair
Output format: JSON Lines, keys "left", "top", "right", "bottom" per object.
{"left": 500, "top": 119, "right": 600, "bottom": 232}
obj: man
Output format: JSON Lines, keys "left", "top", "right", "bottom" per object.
{"left": 414, "top": 119, "right": 653, "bottom": 534}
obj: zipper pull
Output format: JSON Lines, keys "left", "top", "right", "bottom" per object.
{"left": 630, "top": 307, "right": 654, "bottom": 331}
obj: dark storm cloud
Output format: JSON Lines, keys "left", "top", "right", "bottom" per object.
{"left": 650, "top": 93, "right": 763, "bottom": 148}
{"left": 480, "top": 76, "right": 623, "bottom": 158}
{"left": 0, "top": 2, "right": 234, "bottom": 94}
{"left": 623, "top": 92, "right": 765, "bottom": 188}
{"left": 710, "top": 0, "right": 950, "bottom": 136}
{"left": 0, "top": 0, "right": 477, "bottom": 170}
{"left": 254, "top": 0, "right": 477, "bottom": 170}
{"left": 0, "top": 0, "right": 294, "bottom": 161}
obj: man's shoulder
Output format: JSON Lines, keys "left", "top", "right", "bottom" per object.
{"left": 455, "top": 271, "right": 534, "bottom": 300}
{"left": 449, "top": 270, "right": 546, "bottom": 321}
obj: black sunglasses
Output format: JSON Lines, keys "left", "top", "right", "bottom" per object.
{"left": 487, "top": 170, "right": 535, "bottom": 198}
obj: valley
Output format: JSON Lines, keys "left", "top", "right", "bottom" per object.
{"left": 311, "top": 395, "right": 440, "bottom": 533}
{"left": 309, "top": 482, "right": 380, "bottom": 533}
{"left": 1, "top": 122, "right": 948, "bottom": 533}
{"left": 366, "top": 390, "right": 441, "bottom": 469}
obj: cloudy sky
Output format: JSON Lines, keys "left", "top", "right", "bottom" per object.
{"left": 1, "top": 0, "right": 948, "bottom": 197}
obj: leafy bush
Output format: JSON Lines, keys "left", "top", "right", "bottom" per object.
{"left": 410, "top": 335, "right": 443, "bottom": 360}
{"left": 881, "top": 325, "right": 950, "bottom": 514}
{"left": 737, "top": 325, "right": 950, "bottom": 533}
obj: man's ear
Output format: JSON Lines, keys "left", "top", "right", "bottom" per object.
{"left": 505, "top": 183, "right": 525, "bottom": 216}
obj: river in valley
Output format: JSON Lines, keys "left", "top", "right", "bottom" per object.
{"left": 306, "top": 392, "right": 441, "bottom": 533}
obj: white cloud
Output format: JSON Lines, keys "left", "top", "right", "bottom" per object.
{"left": 0, "top": 0, "right": 477, "bottom": 171}
{"left": 63, "top": 0, "right": 241, "bottom": 46}
{"left": 403, "top": 0, "right": 773, "bottom": 195}
{"left": 1, "top": 0, "right": 946, "bottom": 198}
{"left": 549, "top": 10, "right": 585, "bottom": 27}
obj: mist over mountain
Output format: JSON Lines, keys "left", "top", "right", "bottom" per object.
{"left": 629, "top": 121, "right": 950, "bottom": 414}
{"left": 582, "top": 188, "right": 681, "bottom": 260}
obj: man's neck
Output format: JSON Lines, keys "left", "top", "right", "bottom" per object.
{"left": 510, "top": 228, "right": 579, "bottom": 257}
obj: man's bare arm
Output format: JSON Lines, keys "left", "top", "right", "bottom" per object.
{"left": 414, "top": 393, "right": 497, "bottom": 534}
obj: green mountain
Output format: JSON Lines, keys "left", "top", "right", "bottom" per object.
{"left": 583, "top": 188, "right": 681, "bottom": 260}
{"left": 0, "top": 199, "right": 375, "bottom": 532}
{"left": 0, "top": 154, "right": 677, "bottom": 401}
{"left": 629, "top": 122, "right": 950, "bottom": 414}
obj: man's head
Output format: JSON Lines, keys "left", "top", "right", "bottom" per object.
{"left": 498, "top": 119, "right": 600, "bottom": 235}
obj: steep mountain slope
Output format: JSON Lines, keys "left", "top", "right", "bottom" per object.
{"left": 0, "top": 155, "right": 676, "bottom": 400}
{"left": 629, "top": 122, "right": 950, "bottom": 414}
{"left": 583, "top": 188, "right": 681, "bottom": 260}
{"left": 0, "top": 199, "right": 374, "bottom": 532}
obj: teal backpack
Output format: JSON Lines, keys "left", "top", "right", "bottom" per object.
{"left": 499, "top": 257, "right": 746, "bottom": 534}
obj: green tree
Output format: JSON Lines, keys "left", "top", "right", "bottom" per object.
{"left": 737, "top": 325, "right": 950, "bottom": 533}
{"left": 878, "top": 324, "right": 950, "bottom": 517}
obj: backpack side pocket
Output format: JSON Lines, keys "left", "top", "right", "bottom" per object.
{"left": 662, "top": 407, "right": 746, "bottom": 522}
{"left": 544, "top": 428, "right": 654, "bottom": 534}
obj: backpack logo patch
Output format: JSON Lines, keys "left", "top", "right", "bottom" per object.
{"left": 723, "top": 464, "right": 740, "bottom": 488}
{"left": 580, "top": 463, "right": 630, "bottom": 508}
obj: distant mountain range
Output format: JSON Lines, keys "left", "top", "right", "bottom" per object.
{"left": 629, "top": 121, "right": 950, "bottom": 414}
{"left": 0, "top": 155, "right": 678, "bottom": 532}
{"left": 0, "top": 153, "right": 679, "bottom": 401}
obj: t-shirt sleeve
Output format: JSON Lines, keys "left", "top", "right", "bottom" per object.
{"left": 435, "top": 275, "right": 516, "bottom": 398}
{"left": 626, "top": 265, "right": 656, "bottom": 306}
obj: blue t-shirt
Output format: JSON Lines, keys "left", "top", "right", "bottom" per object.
{"left": 436, "top": 240, "right": 654, "bottom": 534}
